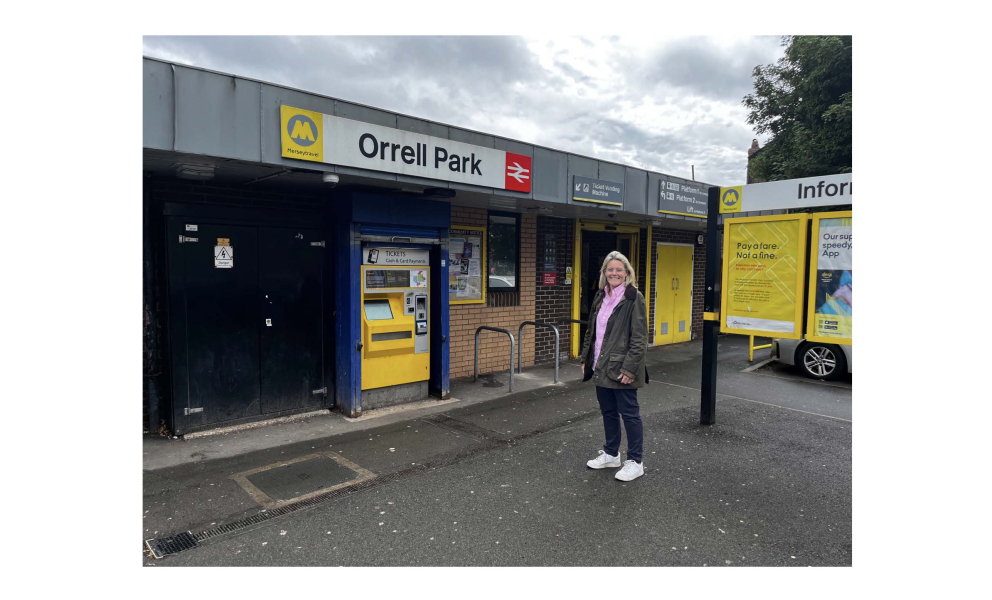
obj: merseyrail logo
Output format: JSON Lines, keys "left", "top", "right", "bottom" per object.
{"left": 719, "top": 186, "right": 742, "bottom": 214}
{"left": 281, "top": 106, "right": 323, "bottom": 162}
{"left": 288, "top": 115, "right": 318, "bottom": 146}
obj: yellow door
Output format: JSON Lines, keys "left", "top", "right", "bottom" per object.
{"left": 673, "top": 246, "right": 694, "bottom": 343}
{"left": 654, "top": 244, "right": 676, "bottom": 345}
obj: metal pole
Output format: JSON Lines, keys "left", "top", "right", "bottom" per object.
{"left": 475, "top": 326, "right": 516, "bottom": 392}
{"left": 700, "top": 186, "right": 720, "bottom": 425}
{"left": 553, "top": 327, "right": 559, "bottom": 383}
{"left": 517, "top": 322, "right": 561, "bottom": 384}
{"left": 509, "top": 335, "right": 515, "bottom": 392}
{"left": 517, "top": 324, "right": 523, "bottom": 380}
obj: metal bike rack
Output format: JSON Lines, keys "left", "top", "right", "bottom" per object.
{"left": 474, "top": 326, "right": 515, "bottom": 392}
{"left": 517, "top": 321, "right": 561, "bottom": 383}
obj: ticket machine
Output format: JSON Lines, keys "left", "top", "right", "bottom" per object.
{"left": 360, "top": 247, "right": 430, "bottom": 390}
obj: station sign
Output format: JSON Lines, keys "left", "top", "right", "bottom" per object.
{"left": 806, "top": 211, "right": 852, "bottom": 344}
{"left": 720, "top": 213, "right": 809, "bottom": 339}
{"left": 720, "top": 174, "right": 852, "bottom": 214}
{"left": 658, "top": 177, "right": 709, "bottom": 218}
{"left": 572, "top": 176, "right": 623, "bottom": 207}
{"left": 281, "top": 106, "right": 532, "bottom": 193}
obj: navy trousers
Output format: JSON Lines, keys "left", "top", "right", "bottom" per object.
{"left": 595, "top": 386, "right": 643, "bottom": 463}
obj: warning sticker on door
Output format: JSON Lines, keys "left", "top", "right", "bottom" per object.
{"left": 215, "top": 245, "right": 234, "bottom": 268}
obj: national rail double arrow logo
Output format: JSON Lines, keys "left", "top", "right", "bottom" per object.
{"left": 504, "top": 153, "right": 532, "bottom": 193}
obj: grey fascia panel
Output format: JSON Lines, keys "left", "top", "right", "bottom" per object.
{"left": 260, "top": 83, "right": 337, "bottom": 170}
{"left": 598, "top": 162, "right": 625, "bottom": 184}
{"left": 143, "top": 60, "right": 174, "bottom": 151}
{"left": 532, "top": 147, "right": 566, "bottom": 204}
{"left": 448, "top": 126, "right": 495, "bottom": 149}
{"left": 624, "top": 167, "right": 649, "bottom": 215}
{"left": 396, "top": 115, "right": 449, "bottom": 138}
{"left": 566, "top": 155, "right": 598, "bottom": 206}
{"left": 335, "top": 101, "right": 398, "bottom": 128}
{"left": 648, "top": 172, "right": 664, "bottom": 215}
{"left": 174, "top": 66, "right": 260, "bottom": 162}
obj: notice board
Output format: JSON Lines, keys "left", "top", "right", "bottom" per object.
{"left": 449, "top": 225, "right": 486, "bottom": 305}
{"left": 720, "top": 214, "right": 809, "bottom": 339}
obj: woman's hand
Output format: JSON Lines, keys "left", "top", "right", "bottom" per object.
{"left": 581, "top": 362, "right": 585, "bottom": 373}
{"left": 619, "top": 373, "right": 634, "bottom": 384}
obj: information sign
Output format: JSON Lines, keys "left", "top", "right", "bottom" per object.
{"left": 572, "top": 176, "right": 624, "bottom": 207}
{"left": 658, "top": 177, "right": 710, "bottom": 218}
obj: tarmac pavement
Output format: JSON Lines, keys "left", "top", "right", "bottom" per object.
{"left": 142, "top": 335, "right": 852, "bottom": 566}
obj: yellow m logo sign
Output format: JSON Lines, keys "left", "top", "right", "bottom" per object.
{"left": 290, "top": 120, "right": 315, "bottom": 142}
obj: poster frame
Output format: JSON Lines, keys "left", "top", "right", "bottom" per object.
{"left": 720, "top": 213, "right": 809, "bottom": 339}
{"left": 448, "top": 224, "right": 487, "bottom": 305}
{"left": 805, "top": 211, "right": 853, "bottom": 345}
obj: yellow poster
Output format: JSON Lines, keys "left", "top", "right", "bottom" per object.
{"left": 721, "top": 214, "right": 808, "bottom": 339}
{"left": 280, "top": 106, "right": 324, "bottom": 163}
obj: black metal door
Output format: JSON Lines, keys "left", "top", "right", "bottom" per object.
{"left": 258, "top": 227, "right": 325, "bottom": 414}
{"left": 169, "top": 220, "right": 262, "bottom": 427}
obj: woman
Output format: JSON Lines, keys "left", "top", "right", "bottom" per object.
{"left": 580, "top": 251, "right": 649, "bottom": 482}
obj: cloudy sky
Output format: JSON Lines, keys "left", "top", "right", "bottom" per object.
{"left": 143, "top": 36, "right": 786, "bottom": 186}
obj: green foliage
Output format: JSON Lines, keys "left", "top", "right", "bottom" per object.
{"left": 743, "top": 36, "right": 852, "bottom": 183}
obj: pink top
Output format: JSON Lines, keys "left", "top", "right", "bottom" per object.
{"left": 593, "top": 283, "right": 626, "bottom": 370}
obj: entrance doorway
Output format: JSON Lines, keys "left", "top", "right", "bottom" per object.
{"left": 166, "top": 217, "right": 327, "bottom": 432}
{"left": 574, "top": 223, "right": 640, "bottom": 354}
{"left": 654, "top": 242, "right": 694, "bottom": 345}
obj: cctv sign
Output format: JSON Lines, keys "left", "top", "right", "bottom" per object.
{"left": 281, "top": 106, "right": 532, "bottom": 193}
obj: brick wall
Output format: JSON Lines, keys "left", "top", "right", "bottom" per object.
{"left": 534, "top": 216, "right": 574, "bottom": 364}
{"left": 648, "top": 227, "right": 706, "bottom": 343}
{"left": 449, "top": 206, "right": 536, "bottom": 378}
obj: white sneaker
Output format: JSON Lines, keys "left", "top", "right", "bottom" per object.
{"left": 615, "top": 460, "right": 644, "bottom": 481}
{"left": 586, "top": 450, "right": 622, "bottom": 469}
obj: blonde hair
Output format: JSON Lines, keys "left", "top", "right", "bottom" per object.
{"left": 598, "top": 251, "right": 636, "bottom": 290}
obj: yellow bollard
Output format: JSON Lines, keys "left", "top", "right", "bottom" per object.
{"left": 749, "top": 335, "right": 773, "bottom": 362}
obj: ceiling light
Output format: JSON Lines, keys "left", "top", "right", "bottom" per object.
{"left": 175, "top": 163, "right": 215, "bottom": 180}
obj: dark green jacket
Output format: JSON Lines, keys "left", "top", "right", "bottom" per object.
{"left": 580, "top": 285, "right": 650, "bottom": 389}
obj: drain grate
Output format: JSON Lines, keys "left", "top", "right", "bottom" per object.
{"left": 145, "top": 409, "right": 602, "bottom": 559}
{"left": 145, "top": 531, "right": 198, "bottom": 558}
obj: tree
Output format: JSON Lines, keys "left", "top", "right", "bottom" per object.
{"left": 743, "top": 36, "right": 852, "bottom": 183}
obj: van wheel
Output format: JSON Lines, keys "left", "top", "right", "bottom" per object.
{"left": 797, "top": 343, "right": 846, "bottom": 381}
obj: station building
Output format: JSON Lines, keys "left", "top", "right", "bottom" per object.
{"left": 143, "top": 57, "right": 756, "bottom": 435}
